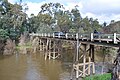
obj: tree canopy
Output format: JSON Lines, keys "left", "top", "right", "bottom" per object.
{"left": 0, "top": 1, "right": 103, "bottom": 41}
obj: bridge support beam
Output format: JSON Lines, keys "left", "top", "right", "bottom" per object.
{"left": 39, "top": 39, "right": 46, "bottom": 52}
{"left": 71, "top": 43, "right": 95, "bottom": 79}
{"left": 32, "top": 37, "right": 39, "bottom": 53}
{"left": 44, "top": 39, "right": 61, "bottom": 60}
{"left": 39, "top": 39, "right": 42, "bottom": 51}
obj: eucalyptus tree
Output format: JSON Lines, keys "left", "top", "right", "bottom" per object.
{"left": 36, "top": 13, "right": 55, "bottom": 33}
{"left": 57, "top": 10, "right": 72, "bottom": 32}
{"left": 0, "top": 0, "right": 12, "bottom": 15}
{"left": 28, "top": 14, "right": 43, "bottom": 33}
{"left": 71, "top": 6, "right": 82, "bottom": 32}
{"left": 39, "top": 3, "right": 72, "bottom": 32}
{"left": 0, "top": 0, "right": 12, "bottom": 40}
{"left": 79, "top": 17, "right": 102, "bottom": 33}
{"left": 0, "top": 0, "right": 28, "bottom": 40}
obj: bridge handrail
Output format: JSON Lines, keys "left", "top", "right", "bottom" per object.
{"left": 29, "top": 33, "right": 120, "bottom": 44}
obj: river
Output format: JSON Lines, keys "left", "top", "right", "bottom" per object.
{"left": 0, "top": 52, "right": 72, "bottom": 80}
{"left": 0, "top": 47, "right": 114, "bottom": 80}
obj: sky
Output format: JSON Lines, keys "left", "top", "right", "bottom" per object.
{"left": 8, "top": 0, "right": 120, "bottom": 24}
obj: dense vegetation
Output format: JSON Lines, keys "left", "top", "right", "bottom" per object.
{"left": 103, "top": 21, "right": 120, "bottom": 33}
{"left": 0, "top": 0, "right": 103, "bottom": 41}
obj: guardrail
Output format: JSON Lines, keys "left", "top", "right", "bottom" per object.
{"left": 30, "top": 33, "right": 120, "bottom": 44}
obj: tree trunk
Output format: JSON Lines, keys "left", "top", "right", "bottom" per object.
{"left": 112, "top": 47, "right": 120, "bottom": 80}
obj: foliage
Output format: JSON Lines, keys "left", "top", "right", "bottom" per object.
{"left": 83, "top": 73, "right": 111, "bottom": 80}
{"left": 0, "top": 0, "right": 28, "bottom": 41}
{"left": 16, "top": 41, "right": 32, "bottom": 49}
{"left": 0, "top": 1, "right": 103, "bottom": 42}
{"left": 0, "top": 29, "right": 9, "bottom": 40}
{"left": 71, "top": 7, "right": 82, "bottom": 32}
{"left": 57, "top": 11, "right": 72, "bottom": 32}
{"left": 103, "top": 21, "right": 120, "bottom": 33}
{"left": 29, "top": 3, "right": 102, "bottom": 33}
{"left": 80, "top": 17, "right": 102, "bottom": 33}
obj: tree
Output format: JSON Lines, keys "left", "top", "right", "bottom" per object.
{"left": 71, "top": 7, "right": 82, "bottom": 32}
{"left": 39, "top": 3, "right": 68, "bottom": 32}
{"left": 80, "top": 17, "right": 102, "bottom": 33}
{"left": 0, "top": 0, "right": 28, "bottom": 41}
{"left": 0, "top": 29, "right": 9, "bottom": 40}
{"left": 0, "top": 0, "right": 12, "bottom": 15}
{"left": 27, "top": 15, "right": 39, "bottom": 33}
{"left": 57, "top": 12, "right": 72, "bottom": 32}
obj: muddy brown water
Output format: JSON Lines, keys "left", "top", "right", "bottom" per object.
{"left": 0, "top": 48, "right": 114, "bottom": 80}
{"left": 0, "top": 52, "right": 72, "bottom": 80}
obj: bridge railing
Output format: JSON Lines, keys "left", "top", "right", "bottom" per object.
{"left": 93, "top": 33, "right": 113, "bottom": 39}
{"left": 30, "top": 33, "right": 120, "bottom": 44}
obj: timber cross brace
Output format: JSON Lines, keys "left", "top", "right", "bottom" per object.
{"left": 38, "top": 38, "right": 61, "bottom": 60}
{"left": 70, "top": 41, "right": 95, "bottom": 79}
{"left": 44, "top": 39, "right": 61, "bottom": 60}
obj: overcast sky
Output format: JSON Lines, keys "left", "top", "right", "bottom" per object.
{"left": 8, "top": 0, "right": 120, "bottom": 24}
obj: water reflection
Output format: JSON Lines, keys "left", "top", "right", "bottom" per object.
{"left": 0, "top": 52, "right": 71, "bottom": 80}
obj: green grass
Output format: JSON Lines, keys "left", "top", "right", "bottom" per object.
{"left": 16, "top": 45, "right": 32, "bottom": 49}
{"left": 83, "top": 73, "right": 111, "bottom": 80}
{"left": 16, "top": 42, "right": 32, "bottom": 49}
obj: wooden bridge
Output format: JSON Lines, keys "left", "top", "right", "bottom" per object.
{"left": 30, "top": 32, "right": 120, "bottom": 80}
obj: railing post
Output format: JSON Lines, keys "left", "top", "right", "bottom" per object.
{"left": 32, "top": 32, "right": 34, "bottom": 36}
{"left": 91, "top": 33, "right": 93, "bottom": 41}
{"left": 45, "top": 33, "right": 47, "bottom": 37}
{"left": 65, "top": 33, "right": 68, "bottom": 39}
{"left": 48, "top": 33, "right": 50, "bottom": 37}
{"left": 58, "top": 33, "right": 61, "bottom": 38}
{"left": 42, "top": 33, "right": 43, "bottom": 37}
{"left": 80, "top": 35, "right": 83, "bottom": 38}
{"left": 76, "top": 33, "right": 79, "bottom": 39}
{"left": 53, "top": 33, "right": 55, "bottom": 38}
{"left": 114, "top": 33, "right": 117, "bottom": 44}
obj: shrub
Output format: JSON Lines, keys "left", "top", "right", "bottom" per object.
{"left": 83, "top": 73, "right": 111, "bottom": 80}
{"left": 0, "top": 29, "right": 9, "bottom": 40}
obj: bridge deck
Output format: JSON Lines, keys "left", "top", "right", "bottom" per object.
{"left": 30, "top": 33, "right": 120, "bottom": 47}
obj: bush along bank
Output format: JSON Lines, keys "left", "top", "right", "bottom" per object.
{"left": 83, "top": 73, "right": 111, "bottom": 80}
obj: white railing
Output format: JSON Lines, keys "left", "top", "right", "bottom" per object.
{"left": 30, "top": 33, "right": 120, "bottom": 44}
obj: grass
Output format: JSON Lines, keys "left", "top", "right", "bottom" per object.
{"left": 83, "top": 73, "right": 111, "bottom": 80}
{"left": 16, "top": 42, "right": 32, "bottom": 49}
{"left": 16, "top": 45, "right": 32, "bottom": 49}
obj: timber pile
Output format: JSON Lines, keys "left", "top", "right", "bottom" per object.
{"left": 32, "top": 37, "right": 39, "bottom": 53}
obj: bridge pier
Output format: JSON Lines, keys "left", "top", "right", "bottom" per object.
{"left": 38, "top": 38, "right": 46, "bottom": 52}
{"left": 44, "top": 39, "right": 61, "bottom": 60}
{"left": 32, "top": 37, "right": 39, "bottom": 53}
{"left": 71, "top": 42, "right": 95, "bottom": 79}
{"left": 39, "top": 39, "right": 42, "bottom": 51}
